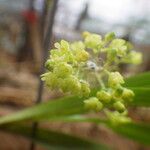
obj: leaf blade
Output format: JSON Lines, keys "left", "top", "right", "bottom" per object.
{"left": 124, "top": 72, "right": 150, "bottom": 88}
{"left": 131, "top": 87, "right": 150, "bottom": 106}
{"left": 107, "top": 122, "right": 150, "bottom": 146}
{"left": 40, "top": 115, "right": 150, "bottom": 146}
{"left": 0, "top": 96, "right": 86, "bottom": 125}
{"left": 0, "top": 124, "right": 110, "bottom": 150}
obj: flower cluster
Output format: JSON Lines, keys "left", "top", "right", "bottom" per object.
{"left": 41, "top": 32, "right": 142, "bottom": 124}
{"left": 41, "top": 40, "right": 90, "bottom": 97}
{"left": 84, "top": 71, "right": 135, "bottom": 124}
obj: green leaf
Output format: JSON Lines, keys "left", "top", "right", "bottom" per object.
{"left": 0, "top": 86, "right": 104, "bottom": 125}
{"left": 0, "top": 124, "right": 110, "bottom": 150}
{"left": 124, "top": 72, "right": 150, "bottom": 107}
{"left": 41, "top": 115, "right": 150, "bottom": 146}
{"left": 0, "top": 96, "right": 86, "bottom": 125}
{"left": 125, "top": 72, "right": 150, "bottom": 88}
{"left": 44, "top": 115, "right": 107, "bottom": 124}
{"left": 40, "top": 115, "right": 150, "bottom": 146}
{"left": 0, "top": 104, "right": 149, "bottom": 146}
{"left": 131, "top": 87, "right": 150, "bottom": 106}
{"left": 107, "top": 122, "right": 150, "bottom": 146}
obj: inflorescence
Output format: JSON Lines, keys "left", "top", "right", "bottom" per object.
{"left": 41, "top": 32, "right": 142, "bottom": 124}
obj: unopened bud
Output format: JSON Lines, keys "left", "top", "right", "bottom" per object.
{"left": 45, "top": 59, "right": 55, "bottom": 71}
{"left": 113, "top": 101, "right": 125, "bottom": 113}
{"left": 97, "top": 90, "right": 112, "bottom": 103}
{"left": 122, "top": 88, "right": 134, "bottom": 101}
{"left": 114, "top": 86, "right": 124, "bottom": 97}
{"left": 54, "top": 62, "right": 73, "bottom": 78}
{"left": 108, "top": 72, "right": 124, "bottom": 88}
{"left": 82, "top": 31, "right": 90, "bottom": 38}
{"left": 80, "top": 81, "right": 90, "bottom": 97}
{"left": 104, "top": 32, "right": 115, "bottom": 43}
{"left": 76, "top": 50, "right": 89, "bottom": 62}
{"left": 84, "top": 97, "right": 103, "bottom": 111}
{"left": 106, "top": 110, "right": 131, "bottom": 125}
{"left": 84, "top": 32, "right": 102, "bottom": 50}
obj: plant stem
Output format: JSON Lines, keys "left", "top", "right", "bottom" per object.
{"left": 95, "top": 72, "right": 105, "bottom": 89}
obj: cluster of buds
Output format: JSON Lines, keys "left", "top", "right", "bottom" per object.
{"left": 41, "top": 32, "right": 142, "bottom": 124}
{"left": 84, "top": 72, "right": 134, "bottom": 115}
{"left": 41, "top": 40, "right": 90, "bottom": 97}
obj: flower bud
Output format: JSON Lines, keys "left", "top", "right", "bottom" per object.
{"left": 80, "top": 81, "right": 90, "bottom": 97}
{"left": 71, "top": 41, "right": 85, "bottom": 50}
{"left": 84, "top": 97, "right": 103, "bottom": 111}
{"left": 122, "top": 88, "right": 134, "bottom": 101}
{"left": 41, "top": 72, "right": 58, "bottom": 89}
{"left": 45, "top": 59, "right": 55, "bottom": 71}
{"left": 104, "top": 32, "right": 115, "bottom": 43}
{"left": 106, "top": 110, "right": 131, "bottom": 125}
{"left": 107, "top": 49, "right": 117, "bottom": 62}
{"left": 54, "top": 62, "right": 73, "bottom": 78}
{"left": 114, "top": 86, "right": 124, "bottom": 97}
{"left": 64, "top": 76, "right": 81, "bottom": 94}
{"left": 60, "top": 79, "right": 68, "bottom": 92}
{"left": 75, "top": 50, "right": 89, "bottom": 62}
{"left": 110, "top": 39, "right": 126, "bottom": 48}
{"left": 97, "top": 90, "right": 112, "bottom": 103}
{"left": 60, "top": 40, "right": 70, "bottom": 51}
{"left": 82, "top": 31, "right": 90, "bottom": 38}
{"left": 54, "top": 42, "right": 60, "bottom": 49}
{"left": 95, "top": 101, "right": 103, "bottom": 112}
{"left": 109, "top": 39, "right": 127, "bottom": 57}
{"left": 108, "top": 72, "right": 124, "bottom": 88}
{"left": 117, "top": 45, "right": 127, "bottom": 57}
{"left": 50, "top": 49, "right": 60, "bottom": 57}
{"left": 113, "top": 101, "right": 125, "bottom": 113}
{"left": 84, "top": 33, "right": 102, "bottom": 50}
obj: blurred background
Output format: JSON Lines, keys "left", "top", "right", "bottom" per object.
{"left": 0, "top": 0, "right": 150, "bottom": 149}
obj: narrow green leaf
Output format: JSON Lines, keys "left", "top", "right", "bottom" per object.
{"left": 0, "top": 87, "right": 105, "bottom": 125}
{"left": 131, "top": 87, "right": 150, "bottom": 106}
{"left": 44, "top": 115, "right": 107, "bottom": 124}
{"left": 41, "top": 115, "right": 150, "bottom": 146}
{"left": 40, "top": 115, "right": 150, "bottom": 146}
{"left": 124, "top": 72, "right": 150, "bottom": 107}
{"left": 125, "top": 72, "right": 150, "bottom": 88}
{"left": 0, "top": 124, "right": 110, "bottom": 150}
{"left": 107, "top": 122, "right": 150, "bottom": 146}
{"left": 0, "top": 96, "right": 86, "bottom": 125}
{"left": 0, "top": 110, "right": 149, "bottom": 146}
